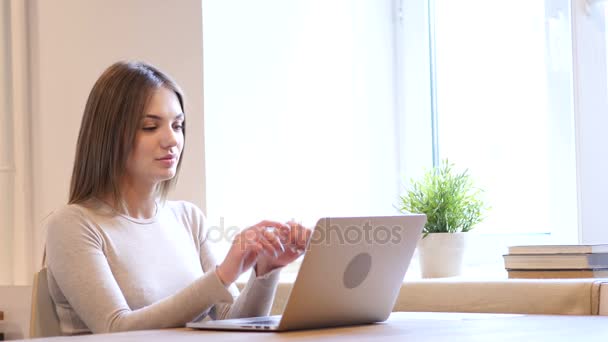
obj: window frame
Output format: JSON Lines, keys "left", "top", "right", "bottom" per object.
{"left": 571, "top": 0, "right": 608, "bottom": 244}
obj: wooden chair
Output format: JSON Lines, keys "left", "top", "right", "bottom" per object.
{"left": 29, "top": 268, "right": 61, "bottom": 338}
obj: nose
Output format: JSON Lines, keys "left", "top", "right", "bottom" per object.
{"left": 160, "top": 125, "right": 179, "bottom": 149}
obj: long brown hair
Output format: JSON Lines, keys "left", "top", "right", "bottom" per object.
{"left": 69, "top": 61, "right": 186, "bottom": 205}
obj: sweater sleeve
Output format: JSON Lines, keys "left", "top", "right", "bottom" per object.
{"left": 46, "top": 207, "right": 235, "bottom": 334}
{"left": 199, "top": 242, "right": 282, "bottom": 320}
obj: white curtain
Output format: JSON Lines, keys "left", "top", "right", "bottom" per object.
{"left": 0, "top": 0, "right": 35, "bottom": 286}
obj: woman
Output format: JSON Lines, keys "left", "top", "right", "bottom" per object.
{"left": 45, "top": 61, "right": 311, "bottom": 335}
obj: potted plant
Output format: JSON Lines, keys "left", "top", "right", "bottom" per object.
{"left": 399, "top": 159, "right": 487, "bottom": 278}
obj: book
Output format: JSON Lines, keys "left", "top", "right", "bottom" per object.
{"left": 507, "top": 244, "right": 608, "bottom": 255}
{"left": 508, "top": 269, "right": 608, "bottom": 279}
{"left": 503, "top": 253, "right": 608, "bottom": 269}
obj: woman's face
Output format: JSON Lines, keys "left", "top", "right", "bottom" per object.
{"left": 125, "top": 86, "right": 184, "bottom": 188}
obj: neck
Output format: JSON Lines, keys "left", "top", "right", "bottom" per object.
{"left": 103, "top": 178, "right": 158, "bottom": 219}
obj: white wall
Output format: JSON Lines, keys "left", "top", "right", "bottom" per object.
{"left": 1, "top": 0, "right": 206, "bottom": 335}
{"left": 28, "top": 0, "right": 207, "bottom": 272}
{"left": 0, "top": 0, "right": 205, "bottom": 338}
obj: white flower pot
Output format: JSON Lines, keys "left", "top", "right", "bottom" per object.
{"left": 417, "top": 232, "right": 467, "bottom": 278}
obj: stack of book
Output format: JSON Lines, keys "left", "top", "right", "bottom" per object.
{"left": 504, "top": 244, "right": 608, "bottom": 279}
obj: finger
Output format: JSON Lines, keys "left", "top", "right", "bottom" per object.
{"left": 236, "top": 229, "right": 262, "bottom": 254}
{"left": 239, "top": 227, "right": 260, "bottom": 243}
{"left": 254, "top": 220, "right": 290, "bottom": 231}
{"left": 232, "top": 231, "right": 260, "bottom": 257}
{"left": 248, "top": 226, "right": 282, "bottom": 257}
{"left": 263, "top": 228, "right": 286, "bottom": 253}
{"left": 251, "top": 223, "right": 288, "bottom": 250}
{"left": 284, "top": 221, "right": 301, "bottom": 247}
{"left": 287, "top": 221, "right": 312, "bottom": 249}
{"left": 245, "top": 221, "right": 292, "bottom": 257}
{"left": 257, "top": 235, "right": 281, "bottom": 258}
{"left": 220, "top": 238, "right": 262, "bottom": 284}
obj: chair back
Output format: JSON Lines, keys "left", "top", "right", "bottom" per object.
{"left": 30, "top": 268, "right": 62, "bottom": 338}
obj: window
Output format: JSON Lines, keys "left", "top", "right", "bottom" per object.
{"left": 202, "top": 0, "right": 608, "bottom": 279}
{"left": 202, "top": 0, "right": 402, "bottom": 260}
{"left": 431, "top": 0, "right": 578, "bottom": 240}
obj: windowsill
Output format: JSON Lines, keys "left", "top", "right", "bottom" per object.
{"left": 237, "top": 232, "right": 558, "bottom": 285}
{"left": 238, "top": 261, "right": 608, "bottom": 316}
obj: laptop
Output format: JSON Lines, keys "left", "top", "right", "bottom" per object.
{"left": 187, "top": 214, "right": 426, "bottom": 332}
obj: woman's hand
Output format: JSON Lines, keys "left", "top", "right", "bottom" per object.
{"left": 216, "top": 220, "right": 312, "bottom": 285}
{"left": 255, "top": 221, "right": 312, "bottom": 276}
{"left": 216, "top": 220, "right": 289, "bottom": 285}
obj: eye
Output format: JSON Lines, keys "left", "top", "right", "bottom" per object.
{"left": 173, "top": 122, "right": 184, "bottom": 131}
{"left": 142, "top": 126, "right": 157, "bottom": 131}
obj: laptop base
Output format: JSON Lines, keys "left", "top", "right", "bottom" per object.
{"left": 187, "top": 315, "right": 281, "bottom": 331}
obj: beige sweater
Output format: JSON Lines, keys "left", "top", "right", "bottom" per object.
{"left": 45, "top": 199, "right": 280, "bottom": 335}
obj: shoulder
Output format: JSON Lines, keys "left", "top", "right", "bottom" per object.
{"left": 162, "top": 200, "right": 206, "bottom": 222}
{"left": 162, "top": 200, "right": 209, "bottom": 245}
{"left": 163, "top": 200, "right": 204, "bottom": 216}
{"left": 45, "top": 203, "right": 104, "bottom": 248}
{"left": 45, "top": 204, "right": 92, "bottom": 231}
{"left": 162, "top": 200, "right": 207, "bottom": 235}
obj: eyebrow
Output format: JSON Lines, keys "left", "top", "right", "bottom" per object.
{"left": 144, "top": 113, "right": 185, "bottom": 120}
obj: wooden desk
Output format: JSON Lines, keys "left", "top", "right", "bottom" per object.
{"left": 14, "top": 312, "right": 608, "bottom": 341}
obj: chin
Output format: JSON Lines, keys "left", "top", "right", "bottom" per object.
{"left": 157, "top": 171, "right": 177, "bottom": 181}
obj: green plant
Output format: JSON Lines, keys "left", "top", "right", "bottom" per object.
{"left": 399, "top": 159, "right": 487, "bottom": 236}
